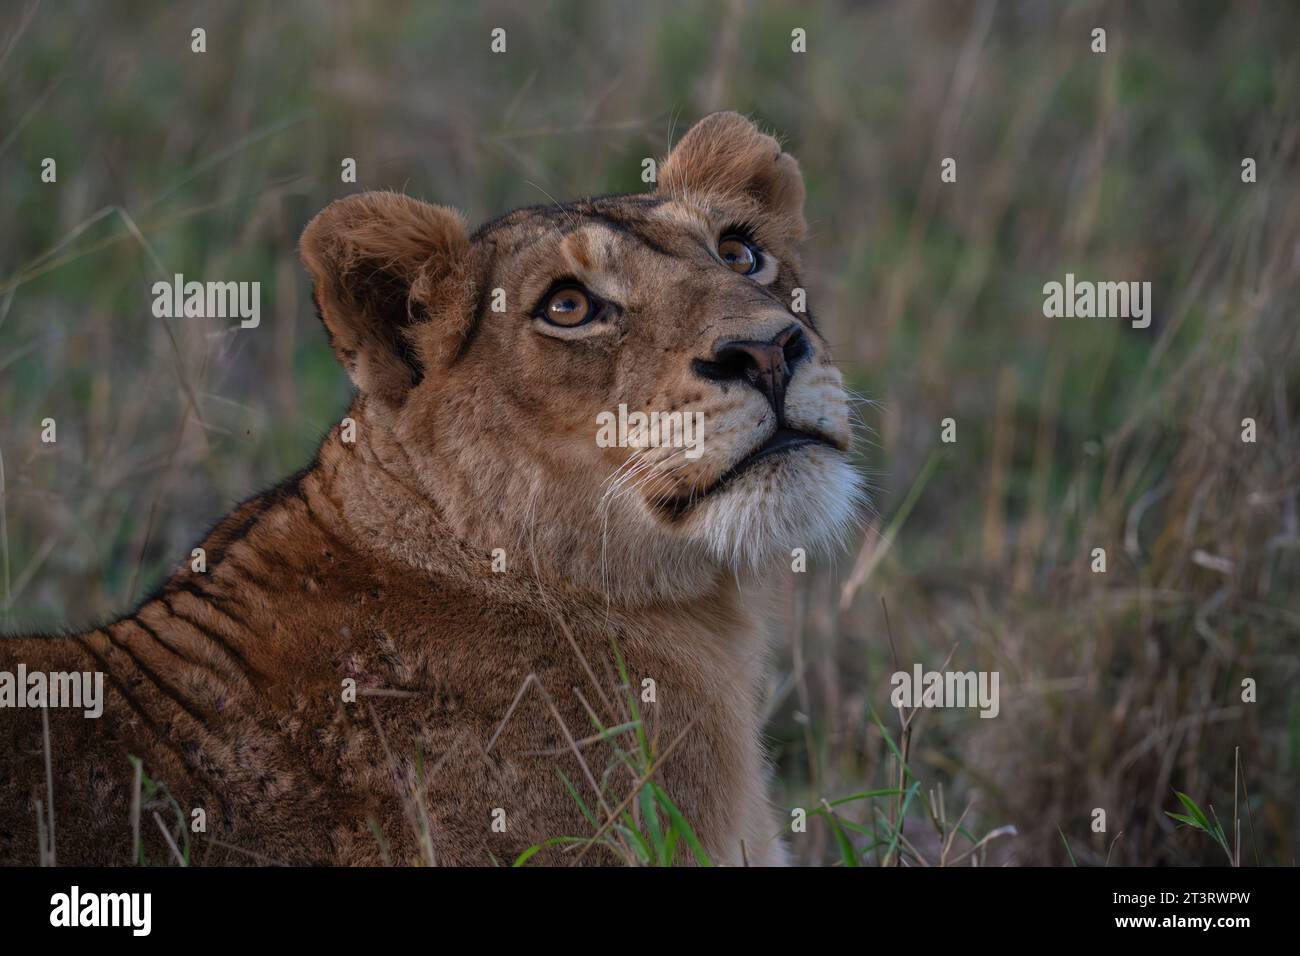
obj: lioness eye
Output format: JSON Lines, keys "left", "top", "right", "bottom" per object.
{"left": 541, "top": 286, "right": 593, "bottom": 327}
{"left": 718, "top": 235, "right": 759, "bottom": 275}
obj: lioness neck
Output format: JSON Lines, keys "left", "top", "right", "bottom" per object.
{"left": 1, "top": 400, "right": 785, "bottom": 865}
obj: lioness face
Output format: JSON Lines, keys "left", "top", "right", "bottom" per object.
{"left": 302, "top": 112, "right": 864, "bottom": 601}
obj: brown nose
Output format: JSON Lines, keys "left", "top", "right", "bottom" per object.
{"left": 693, "top": 324, "right": 811, "bottom": 421}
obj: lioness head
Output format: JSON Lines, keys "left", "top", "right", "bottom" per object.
{"left": 300, "top": 112, "right": 864, "bottom": 603}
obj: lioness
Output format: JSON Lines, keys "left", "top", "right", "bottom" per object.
{"left": 0, "top": 112, "right": 862, "bottom": 866}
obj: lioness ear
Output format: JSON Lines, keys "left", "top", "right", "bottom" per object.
{"left": 658, "top": 111, "right": 806, "bottom": 240}
{"left": 300, "top": 191, "right": 471, "bottom": 406}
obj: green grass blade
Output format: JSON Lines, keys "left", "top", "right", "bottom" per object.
{"left": 1173, "top": 790, "right": 1211, "bottom": 831}
{"left": 1058, "top": 826, "right": 1078, "bottom": 866}
{"left": 639, "top": 783, "right": 668, "bottom": 865}
{"left": 512, "top": 836, "right": 589, "bottom": 867}
{"left": 822, "top": 804, "right": 861, "bottom": 867}
{"left": 557, "top": 769, "right": 598, "bottom": 828}
{"left": 649, "top": 781, "right": 711, "bottom": 867}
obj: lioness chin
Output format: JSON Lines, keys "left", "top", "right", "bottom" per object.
{"left": 0, "top": 111, "right": 863, "bottom": 866}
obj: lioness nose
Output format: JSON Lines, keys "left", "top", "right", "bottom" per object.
{"left": 693, "top": 324, "right": 810, "bottom": 419}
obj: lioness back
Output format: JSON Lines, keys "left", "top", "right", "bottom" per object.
{"left": 2, "top": 439, "right": 773, "bottom": 865}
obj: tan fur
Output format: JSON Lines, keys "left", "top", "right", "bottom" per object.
{"left": 0, "top": 113, "right": 862, "bottom": 866}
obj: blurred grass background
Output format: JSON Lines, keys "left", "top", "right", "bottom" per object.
{"left": 2, "top": 0, "right": 1297, "bottom": 865}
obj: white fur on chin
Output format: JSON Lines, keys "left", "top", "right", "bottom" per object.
{"left": 689, "top": 446, "right": 867, "bottom": 572}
